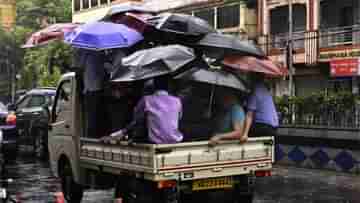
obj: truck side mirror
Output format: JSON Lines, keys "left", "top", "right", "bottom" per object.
{"left": 7, "top": 104, "right": 16, "bottom": 111}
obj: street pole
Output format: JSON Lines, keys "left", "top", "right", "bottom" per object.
{"left": 10, "top": 25, "right": 16, "bottom": 104}
{"left": 288, "top": 0, "right": 294, "bottom": 96}
{"left": 11, "top": 62, "right": 15, "bottom": 104}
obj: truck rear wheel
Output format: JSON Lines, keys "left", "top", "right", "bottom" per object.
{"left": 233, "top": 175, "right": 254, "bottom": 203}
{"left": 159, "top": 188, "right": 179, "bottom": 203}
{"left": 60, "top": 162, "right": 83, "bottom": 203}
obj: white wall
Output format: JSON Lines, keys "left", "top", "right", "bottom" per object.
{"left": 143, "top": 0, "right": 210, "bottom": 12}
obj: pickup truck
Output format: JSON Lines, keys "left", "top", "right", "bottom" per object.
{"left": 48, "top": 72, "right": 274, "bottom": 203}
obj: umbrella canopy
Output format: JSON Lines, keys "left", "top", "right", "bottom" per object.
{"left": 196, "top": 33, "right": 265, "bottom": 59}
{"left": 102, "top": 2, "right": 156, "bottom": 21}
{"left": 64, "top": 22, "right": 143, "bottom": 51}
{"left": 176, "top": 68, "right": 249, "bottom": 92}
{"left": 146, "top": 13, "right": 216, "bottom": 36}
{"left": 223, "top": 56, "right": 287, "bottom": 77}
{"left": 22, "top": 23, "right": 80, "bottom": 48}
{"left": 111, "top": 45, "right": 195, "bottom": 82}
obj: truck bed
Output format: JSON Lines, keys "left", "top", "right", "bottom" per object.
{"left": 79, "top": 137, "right": 274, "bottom": 181}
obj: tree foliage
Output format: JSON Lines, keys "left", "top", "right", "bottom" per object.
{"left": 15, "top": 0, "right": 72, "bottom": 89}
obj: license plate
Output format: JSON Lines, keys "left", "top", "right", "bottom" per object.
{"left": 192, "top": 177, "right": 233, "bottom": 191}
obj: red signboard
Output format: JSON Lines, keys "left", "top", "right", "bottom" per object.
{"left": 330, "top": 58, "right": 360, "bottom": 77}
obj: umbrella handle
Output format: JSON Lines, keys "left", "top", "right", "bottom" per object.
{"left": 207, "top": 84, "right": 215, "bottom": 118}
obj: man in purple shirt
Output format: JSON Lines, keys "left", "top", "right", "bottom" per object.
{"left": 104, "top": 76, "right": 183, "bottom": 144}
{"left": 241, "top": 73, "right": 278, "bottom": 141}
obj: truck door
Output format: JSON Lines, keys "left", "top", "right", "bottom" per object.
{"left": 48, "top": 76, "right": 80, "bottom": 182}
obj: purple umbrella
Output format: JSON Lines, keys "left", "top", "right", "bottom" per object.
{"left": 64, "top": 22, "right": 143, "bottom": 50}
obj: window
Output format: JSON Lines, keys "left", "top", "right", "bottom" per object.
{"left": 82, "top": 0, "right": 89, "bottom": 9}
{"left": 217, "top": 4, "right": 240, "bottom": 29}
{"left": 195, "top": 9, "right": 215, "bottom": 27}
{"left": 27, "top": 95, "right": 46, "bottom": 108}
{"left": 53, "top": 81, "right": 72, "bottom": 122}
{"left": 91, "top": 0, "right": 98, "bottom": 8}
{"left": 100, "top": 0, "right": 108, "bottom": 5}
{"left": 74, "top": 0, "right": 81, "bottom": 11}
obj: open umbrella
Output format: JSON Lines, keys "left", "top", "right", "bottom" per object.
{"left": 176, "top": 67, "right": 248, "bottom": 118}
{"left": 64, "top": 22, "right": 143, "bottom": 51}
{"left": 111, "top": 45, "right": 196, "bottom": 82}
{"left": 102, "top": 2, "right": 156, "bottom": 21}
{"left": 176, "top": 68, "right": 249, "bottom": 92}
{"left": 223, "top": 56, "right": 287, "bottom": 77}
{"left": 196, "top": 33, "right": 265, "bottom": 59}
{"left": 22, "top": 23, "right": 80, "bottom": 48}
{"left": 146, "top": 13, "right": 216, "bottom": 36}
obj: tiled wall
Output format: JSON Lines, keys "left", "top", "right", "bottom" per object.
{"left": 276, "top": 127, "right": 360, "bottom": 174}
{"left": 276, "top": 144, "right": 360, "bottom": 174}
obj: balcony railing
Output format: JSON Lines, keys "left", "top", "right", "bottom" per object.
{"left": 278, "top": 102, "right": 360, "bottom": 129}
{"left": 319, "top": 24, "right": 360, "bottom": 48}
{"left": 269, "top": 30, "right": 306, "bottom": 49}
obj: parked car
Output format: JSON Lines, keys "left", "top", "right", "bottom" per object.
{"left": 10, "top": 88, "right": 56, "bottom": 157}
{"left": 0, "top": 102, "right": 18, "bottom": 158}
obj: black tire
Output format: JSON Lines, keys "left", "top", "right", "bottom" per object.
{"left": 60, "top": 162, "right": 84, "bottom": 203}
{"left": 160, "top": 188, "right": 179, "bottom": 203}
{"left": 233, "top": 175, "right": 254, "bottom": 203}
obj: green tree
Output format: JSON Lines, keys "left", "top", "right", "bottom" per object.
{"left": 15, "top": 0, "right": 72, "bottom": 89}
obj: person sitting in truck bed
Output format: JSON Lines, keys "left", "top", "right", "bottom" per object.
{"left": 102, "top": 75, "right": 184, "bottom": 144}
{"left": 240, "top": 73, "right": 279, "bottom": 140}
{"left": 209, "top": 89, "right": 247, "bottom": 145}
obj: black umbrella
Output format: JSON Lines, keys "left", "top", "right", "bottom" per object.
{"left": 196, "top": 33, "right": 265, "bottom": 59}
{"left": 175, "top": 68, "right": 249, "bottom": 92}
{"left": 111, "top": 45, "right": 196, "bottom": 82}
{"left": 146, "top": 13, "right": 216, "bottom": 36}
{"left": 102, "top": 2, "right": 156, "bottom": 21}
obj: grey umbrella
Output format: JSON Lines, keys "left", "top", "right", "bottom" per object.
{"left": 111, "top": 45, "right": 196, "bottom": 82}
{"left": 175, "top": 68, "right": 249, "bottom": 92}
{"left": 176, "top": 68, "right": 248, "bottom": 118}
{"left": 196, "top": 33, "right": 265, "bottom": 59}
{"left": 146, "top": 13, "right": 216, "bottom": 36}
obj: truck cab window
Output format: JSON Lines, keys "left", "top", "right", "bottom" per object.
{"left": 53, "top": 81, "right": 72, "bottom": 122}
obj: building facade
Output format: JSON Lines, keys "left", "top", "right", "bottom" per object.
{"left": 146, "top": 0, "right": 258, "bottom": 40}
{"left": 0, "top": 0, "right": 15, "bottom": 30}
{"left": 258, "top": 0, "right": 360, "bottom": 97}
{"left": 72, "top": 0, "right": 257, "bottom": 40}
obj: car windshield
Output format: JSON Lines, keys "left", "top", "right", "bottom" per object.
{"left": 0, "top": 102, "right": 7, "bottom": 112}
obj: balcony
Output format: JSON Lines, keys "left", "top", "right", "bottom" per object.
{"left": 319, "top": 25, "right": 360, "bottom": 48}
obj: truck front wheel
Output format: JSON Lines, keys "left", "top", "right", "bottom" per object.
{"left": 60, "top": 162, "right": 84, "bottom": 203}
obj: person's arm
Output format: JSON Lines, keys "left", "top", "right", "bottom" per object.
{"left": 209, "top": 105, "right": 246, "bottom": 145}
{"left": 121, "top": 97, "right": 146, "bottom": 135}
{"left": 209, "top": 120, "right": 244, "bottom": 145}
{"left": 241, "top": 111, "right": 254, "bottom": 141}
{"left": 101, "top": 98, "right": 146, "bottom": 142}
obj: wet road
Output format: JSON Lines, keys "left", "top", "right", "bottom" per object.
{"left": 2, "top": 154, "right": 360, "bottom": 203}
